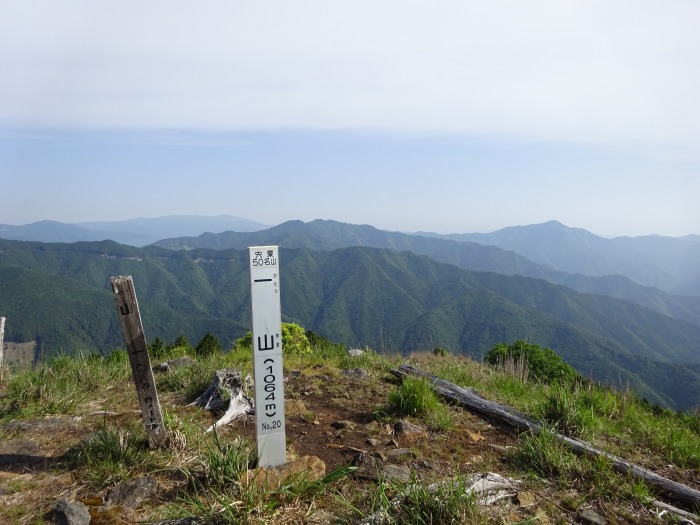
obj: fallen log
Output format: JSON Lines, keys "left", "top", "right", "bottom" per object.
{"left": 394, "top": 364, "right": 700, "bottom": 510}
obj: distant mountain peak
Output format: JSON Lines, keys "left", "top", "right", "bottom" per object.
{"left": 0, "top": 215, "right": 269, "bottom": 247}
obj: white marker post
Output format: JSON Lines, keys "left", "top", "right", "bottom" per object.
{"left": 249, "top": 246, "right": 286, "bottom": 467}
{"left": 0, "top": 317, "right": 5, "bottom": 368}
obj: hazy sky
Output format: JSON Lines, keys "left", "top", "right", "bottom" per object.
{"left": 1, "top": 1, "right": 699, "bottom": 237}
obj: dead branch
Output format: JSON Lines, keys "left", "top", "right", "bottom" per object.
{"left": 394, "top": 364, "right": 700, "bottom": 510}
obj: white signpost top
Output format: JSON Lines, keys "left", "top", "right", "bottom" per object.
{"left": 249, "top": 246, "right": 286, "bottom": 467}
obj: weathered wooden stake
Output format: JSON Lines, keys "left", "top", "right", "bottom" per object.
{"left": 0, "top": 317, "right": 5, "bottom": 368}
{"left": 110, "top": 276, "right": 166, "bottom": 447}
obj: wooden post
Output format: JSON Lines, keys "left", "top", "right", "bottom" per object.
{"left": 110, "top": 276, "right": 166, "bottom": 447}
{"left": 0, "top": 317, "right": 5, "bottom": 368}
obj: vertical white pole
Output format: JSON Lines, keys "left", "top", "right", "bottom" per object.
{"left": 249, "top": 246, "right": 286, "bottom": 467}
{"left": 0, "top": 317, "right": 5, "bottom": 368}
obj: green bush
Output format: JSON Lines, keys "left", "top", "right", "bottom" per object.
{"left": 235, "top": 322, "right": 311, "bottom": 356}
{"left": 195, "top": 333, "right": 223, "bottom": 357}
{"left": 148, "top": 337, "right": 167, "bottom": 360}
{"left": 485, "top": 340, "right": 580, "bottom": 385}
{"left": 170, "top": 334, "right": 192, "bottom": 352}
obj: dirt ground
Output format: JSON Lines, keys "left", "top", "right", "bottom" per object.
{"left": 0, "top": 357, "right": 697, "bottom": 524}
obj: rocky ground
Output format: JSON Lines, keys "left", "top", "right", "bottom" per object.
{"left": 0, "top": 353, "right": 697, "bottom": 524}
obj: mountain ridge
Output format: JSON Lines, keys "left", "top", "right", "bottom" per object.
{"left": 416, "top": 220, "right": 700, "bottom": 294}
{"left": 153, "top": 219, "right": 700, "bottom": 323}
{"left": 0, "top": 214, "right": 268, "bottom": 246}
{"left": 1, "top": 238, "right": 699, "bottom": 409}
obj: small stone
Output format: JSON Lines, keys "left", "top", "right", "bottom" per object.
{"left": 155, "top": 357, "right": 195, "bottom": 372}
{"left": 348, "top": 348, "right": 365, "bottom": 357}
{"left": 241, "top": 456, "right": 325, "bottom": 490}
{"left": 342, "top": 367, "right": 369, "bottom": 380}
{"left": 284, "top": 455, "right": 325, "bottom": 481}
{"left": 384, "top": 448, "right": 417, "bottom": 460}
{"left": 372, "top": 451, "right": 388, "bottom": 462}
{"left": 517, "top": 491, "right": 537, "bottom": 507}
{"left": 53, "top": 499, "right": 90, "bottom": 525}
{"left": 352, "top": 452, "right": 384, "bottom": 480}
{"left": 5, "top": 417, "right": 75, "bottom": 433}
{"left": 366, "top": 438, "right": 381, "bottom": 447}
{"left": 394, "top": 420, "right": 428, "bottom": 441}
{"left": 394, "top": 420, "right": 424, "bottom": 434}
{"left": 380, "top": 464, "right": 412, "bottom": 483}
{"left": 285, "top": 398, "right": 308, "bottom": 415}
{"left": 0, "top": 439, "right": 41, "bottom": 456}
{"left": 579, "top": 509, "right": 606, "bottom": 525}
{"left": 416, "top": 459, "right": 434, "bottom": 469}
{"left": 331, "top": 420, "right": 356, "bottom": 430}
{"left": 103, "top": 475, "right": 158, "bottom": 509}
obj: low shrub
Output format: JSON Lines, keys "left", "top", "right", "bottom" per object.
{"left": 485, "top": 340, "right": 580, "bottom": 385}
{"left": 235, "top": 322, "right": 311, "bottom": 356}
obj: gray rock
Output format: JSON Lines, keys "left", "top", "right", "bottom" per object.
{"left": 372, "top": 451, "right": 388, "bottom": 462}
{"left": 348, "top": 348, "right": 365, "bottom": 357}
{"left": 352, "top": 452, "right": 384, "bottom": 480}
{"left": 380, "top": 464, "right": 412, "bottom": 483}
{"left": 53, "top": 499, "right": 90, "bottom": 525}
{"left": 394, "top": 420, "right": 425, "bottom": 435}
{"left": 342, "top": 367, "right": 369, "bottom": 380}
{"left": 103, "top": 475, "right": 158, "bottom": 509}
{"left": 331, "top": 420, "right": 356, "bottom": 430}
{"left": 416, "top": 459, "right": 434, "bottom": 470}
{"left": 6, "top": 417, "right": 75, "bottom": 433}
{"left": 155, "top": 357, "right": 195, "bottom": 372}
{"left": 0, "top": 438, "right": 41, "bottom": 455}
{"left": 579, "top": 509, "right": 606, "bottom": 525}
{"left": 384, "top": 448, "right": 417, "bottom": 460}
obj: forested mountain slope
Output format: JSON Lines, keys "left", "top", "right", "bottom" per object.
{"left": 155, "top": 219, "right": 700, "bottom": 325}
{"left": 1, "top": 239, "right": 699, "bottom": 409}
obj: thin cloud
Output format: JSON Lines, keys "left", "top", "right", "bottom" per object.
{"left": 1, "top": 1, "right": 699, "bottom": 155}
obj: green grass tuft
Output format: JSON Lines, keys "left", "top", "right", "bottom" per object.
{"left": 66, "top": 425, "right": 168, "bottom": 488}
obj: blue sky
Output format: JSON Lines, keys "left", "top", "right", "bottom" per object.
{"left": 1, "top": 1, "right": 699, "bottom": 237}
